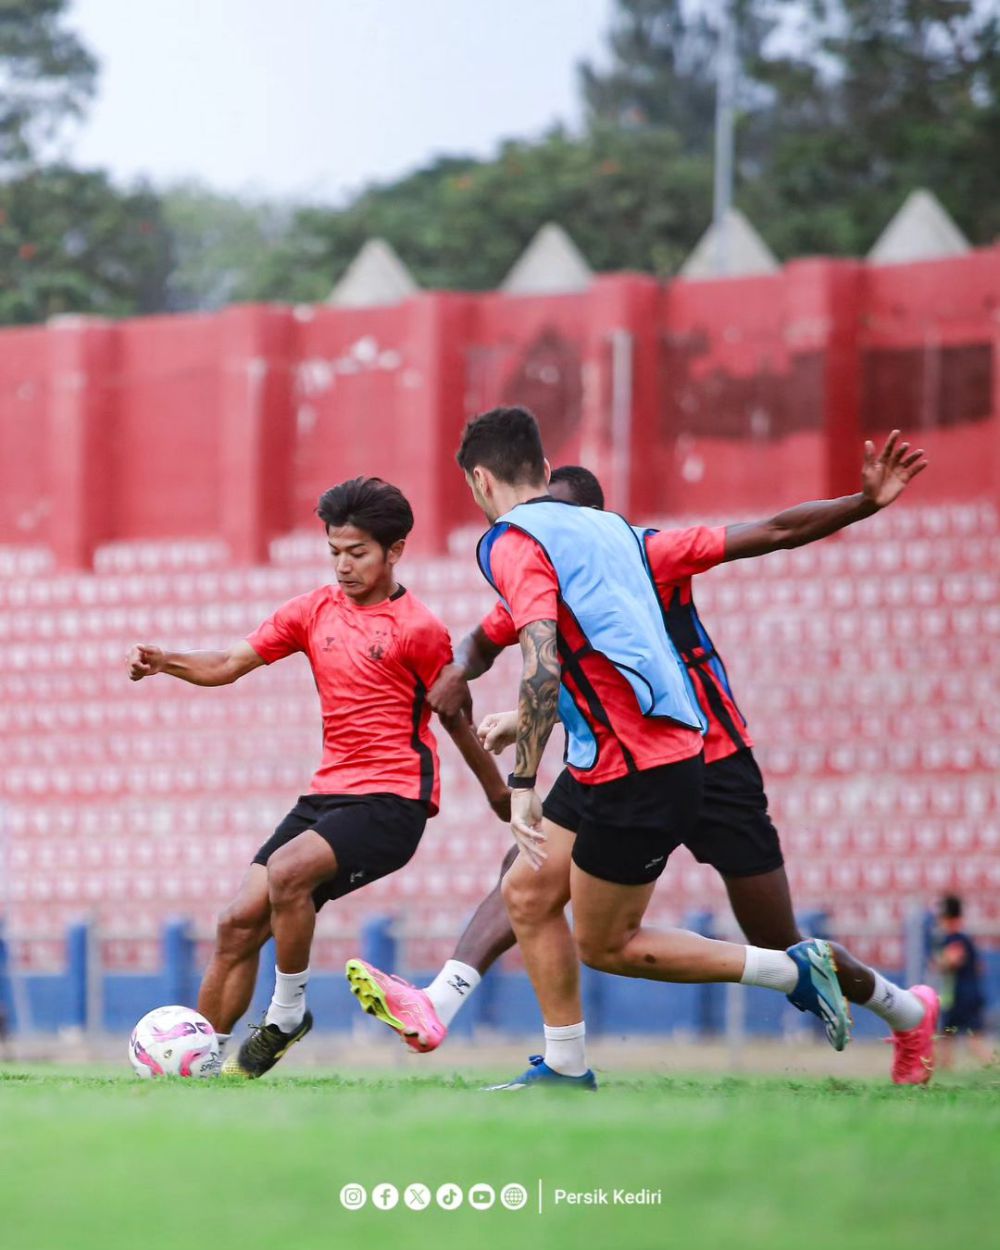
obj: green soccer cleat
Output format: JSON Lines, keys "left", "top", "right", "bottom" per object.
{"left": 220, "top": 1011, "right": 313, "bottom": 1079}
{"left": 786, "top": 939, "right": 852, "bottom": 1051}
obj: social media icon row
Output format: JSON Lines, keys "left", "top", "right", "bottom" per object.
{"left": 339, "top": 1182, "right": 529, "bottom": 1211}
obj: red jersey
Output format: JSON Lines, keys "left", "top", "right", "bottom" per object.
{"left": 480, "top": 525, "right": 751, "bottom": 767}
{"left": 247, "top": 585, "right": 452, "bottom": 812}
{"left": 644, "top": 527, "right": 752, "bottom": 764}
{"left": 489, "top": 528, "right": 704, "bottom": 784}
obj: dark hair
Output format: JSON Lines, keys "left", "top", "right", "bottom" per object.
{"left": 550, "top": 465, "right": 605, "bottom": 509}
{"left": 316, "top": 476, "right": 414, "bottom": 550}
{"left": 940, "top": 894, "right": 963, "bottom": 920}
{"left": 456, "top": 406, "right": 546, "bottom": 485}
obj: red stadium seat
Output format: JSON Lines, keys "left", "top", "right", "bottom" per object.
{"left": 2, "top": 501, "right": 997, "bottom": 970}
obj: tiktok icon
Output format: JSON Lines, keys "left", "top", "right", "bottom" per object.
{"left": 436, "top": 1183, "right": 464, "bottom": 1210}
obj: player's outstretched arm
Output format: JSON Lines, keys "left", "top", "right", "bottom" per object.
{"left": 439, "top": 712, "right": 511, "bottom": 822}
{"left": 723, "top": 430, "right": 928, "bottom": 561}
{"left": 428, "top": 626, "right": 505, "bottom": 719}
{"left": 126, "top": 640, "right": 265, "bottom": 687}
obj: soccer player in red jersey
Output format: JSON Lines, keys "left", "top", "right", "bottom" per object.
{"left": 413, "top": 408, "right": 935, "bottom": 1088}
{"left": 127, "top": 477, "right": 508, "bottom": 1077}
{"left": 348, "top": 453, "right": 940, "bottom": 1084}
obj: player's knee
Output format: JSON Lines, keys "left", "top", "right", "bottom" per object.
{"left": 502, "top": 870, "right": 560, "bottom": 926}
{"left": 574, "top": 926, "right": 632, "bottom": 971}
{"left": 266, "top": 848, "right": 310, "bottom": 905}
{"left": 215, "top": 906, "right": 265, "bottom": 959}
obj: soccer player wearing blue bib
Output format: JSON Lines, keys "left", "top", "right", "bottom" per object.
{"left": 450, "top": 407, "right": 931, "bottom": 1088}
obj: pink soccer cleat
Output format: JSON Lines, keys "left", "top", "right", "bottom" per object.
{"left": 889, "top": 984, "right": 940, "bottom": 1085}
{"left": 345, "top": 958, "right": 447, "bottom": 1053}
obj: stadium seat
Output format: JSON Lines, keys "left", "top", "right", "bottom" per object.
{"left": 2, "top": 501, "right": 997, "bottom": 972}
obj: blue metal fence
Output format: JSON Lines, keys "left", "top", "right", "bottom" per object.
{"left": 1, "top": 914, "right": 996, "bottom": 1038}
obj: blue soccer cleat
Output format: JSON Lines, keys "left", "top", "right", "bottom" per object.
{"left": 786, "top": 939, "right": 852, "bottom": 1051}
{"left": 484, "top": 1054, "right": 598, "bottom": 1091}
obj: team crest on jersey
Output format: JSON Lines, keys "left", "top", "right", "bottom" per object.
{"left": 367, "top": 626, "right": 392, "bottom": 661}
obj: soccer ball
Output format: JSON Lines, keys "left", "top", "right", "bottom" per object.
{"left": 128, "top": 1005, "right": 220, "bottom": 1078}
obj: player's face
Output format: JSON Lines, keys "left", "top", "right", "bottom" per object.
{"left": 327, "top": 524, "right": 402, "bottom": 604}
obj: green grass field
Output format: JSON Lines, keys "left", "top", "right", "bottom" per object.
{"left": 2, "top": 1067, "right": 998, "bottom": 1250}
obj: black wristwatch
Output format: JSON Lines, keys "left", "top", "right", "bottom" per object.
{"left": 507, "top": 773, "right": 537, "bottom": 790}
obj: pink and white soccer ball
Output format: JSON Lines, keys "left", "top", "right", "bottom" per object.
{"left": 128, "top": 1005, "right": 220, "bottom": 1078}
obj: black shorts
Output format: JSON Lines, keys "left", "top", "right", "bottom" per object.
{"left": 542, "top": 748, "right": 783, "bottom": 885}
{"left": 252, "top": 793, "right": 427, "bottom": 910}
{"left": 542, "top": 754, "right": 706, "bottom": 886}
{"left": 686, "top": 748, "right": 784, "bottom": 878}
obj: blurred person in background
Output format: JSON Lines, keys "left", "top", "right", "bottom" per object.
{"left": 0, "top": 1000, "right": 10, "bottom": 1061}
{"left": 936, "top": 895, "right": 993, "bottom": 1068}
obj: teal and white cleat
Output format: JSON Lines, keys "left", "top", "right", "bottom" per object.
{"left": 786, "top": 939, "right": 852, "bottom": 1051}
{"left": 483, "top": 1055, "right": 597, "bottom": 1091}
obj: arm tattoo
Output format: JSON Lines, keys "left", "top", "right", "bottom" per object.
{"left": 515, "top": 619, "right": 560, "bottom": 777}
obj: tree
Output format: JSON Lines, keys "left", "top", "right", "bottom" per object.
{"left": 243, "top": 127, "right": 714, "bottom": 299}
{"left": 579, "top": 0, "right": 780, "bottom": 154}
{"left": 743, "top": 0, "right": 1000, "bottom": 254}
{"left": 0, "top": 165, "right": 171, "bottom": 324}
{"left": 0, "top": 0, "right": 97, "bottom": 166}
{"left": 159, "top": 183, "right": 292, "bottom": 311}
{"left": 0, "top": 3, "right": 176, "bottom": 323}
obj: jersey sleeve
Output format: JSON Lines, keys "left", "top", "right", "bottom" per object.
{"left": 245, "top": 595, "right": 309, "bottom": 664}
{"left": 645, "top": 526, "right": 727, "bottom": 585}
{"left": 490, "top": 529, "right": 559, "bottom": 632}
{"left": 480, "top": 600, "right": 519, "bottom": 648}
{"left": 406, "top": 615, "right": 454, "bottom": 690}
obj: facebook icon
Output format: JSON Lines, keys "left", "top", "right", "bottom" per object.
{"left": 373, "top": 1183, "right": 399, "bottom": 1210}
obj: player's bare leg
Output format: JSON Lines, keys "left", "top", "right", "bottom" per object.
{"left": 723, "top": 867, "right": 875, "bottom": 1000}
{"left": 418, "top": 844, "right": 518, "bottom": 1031}
{"left": 346, "top": 844, "right": 519, "bottom": 1052}
{"left": 723, "top": 865, "right": 935, "bottom": 1078}
{"left": 198, "top": 865, "right": 271, "bottom": 1036}
{"left": 502, "top": 821, "right": 577, "bottom": 1023}
{"left": 722, "top": 868, "right": 801, "bottom": 949}
{"left": 224, "top": 831, "right": 335, "bottom": 1077}
{"left": 267, "top": 830, "right": 336, "bottom": 976}
{"left": 453, "top": 844, "right": 519, "bottom": 973}
{"left": 485, "top": 822, "right": 598, "bottom": 1088}
{"left": 569, "top": 861, "right": 852, "bottom": 1050}
{"left": 572, "top": 868, "right": 746, "bottom": 983}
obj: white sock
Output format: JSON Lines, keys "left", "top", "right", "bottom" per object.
{"left": 265, "top": 966, "right": 309, "bottom": 1032}
{"left": 740, "top": 946, "right": 799, "bottom": 994}
{"left": 863, "top": 972, "right": 926, "bottom": 1032}
{"left": 543, "top": 1021, "right": 587, "bottom": 1076}
{"left": 214, "top": 1032, "right": 231, "bottom": 1059}
{"left": 425, "top": 960, "right": 482, "bottom": 1029}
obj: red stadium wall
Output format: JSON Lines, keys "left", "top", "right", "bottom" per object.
{"left": 1, "top": 248, "right": 998, "bottom": 568}
{"left": 0, "top": 325, "right": 49, "bottom": 547}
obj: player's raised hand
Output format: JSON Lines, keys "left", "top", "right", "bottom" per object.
{"left": 127, "top": 644, "right": 165, "bottom": 681}
{"left": 510, "top": 787, "right": 547, "bottom": 871}
{"left": 861, "top": 430, "right": 928, "bottom": 508}
{"left": 478, "top": 710, "right": 517, "bottom": 754}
